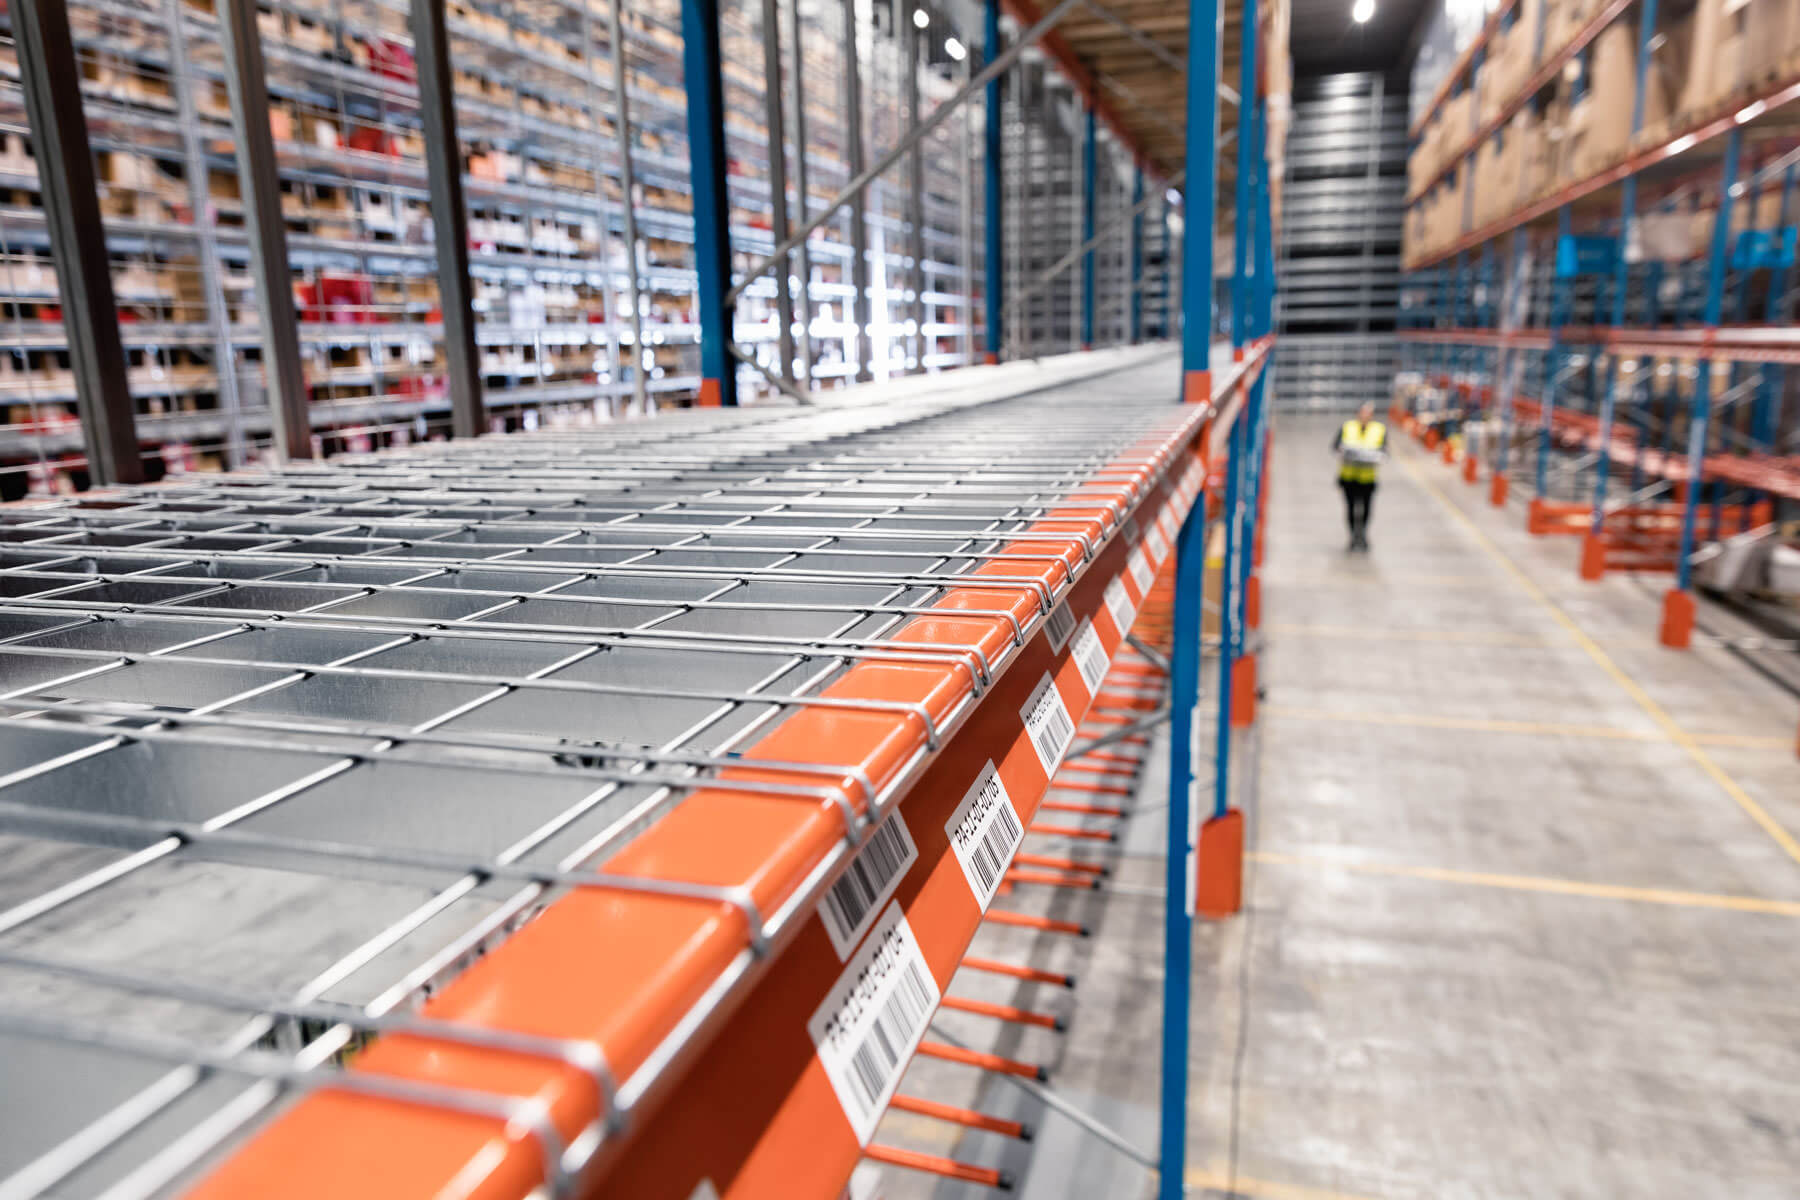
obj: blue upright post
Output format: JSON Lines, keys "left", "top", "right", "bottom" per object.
{"left": 681, "top": 0, "right": 736, "bottom": 406}
{"left": 1493, "top": 229, "right": 1525, "bottom": 504}
{"left": 1178, "top": 0, "right": 1219, "bottom": 406}
{"left": 1164, "top": 0, "right": 1222, "bottom": 1192}
{"left": 1131, "top": 167, "right": 1145, "bottom": 343}
{"left": 1584, "top": 0, "right": 1658, "bottom": 573}
{"left": 1082, "top": 106, "right": 1097, "bottom": 349}
{"left": 983, "top": 0, "right": 1003, "bottom": 363}
{"left": 1665, "top": 125, "right": 1740, "bottom": 647}
{"left": 1537, "top": 205, "right": 1572, "bottom": 502}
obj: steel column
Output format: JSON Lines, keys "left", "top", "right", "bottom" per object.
{"left": 984, "top": 0, "right": 1004, "bottom": 361}
{"left": 410, "top": 0, "right": 485, "bottom": 434}
{"left": 904, "top": 0, "right": 926, "bottom": 373}
{"left": 1537, "top": 206, "right": 1572, "bottom": 498}
{"left": 608, "top": 0, "right": 649, "bottom": 412}
{"left": 1676, "top": 126, "right": 1741, "bottom": 593}
{"left": 1588, "top": 0, "right": 1658, "bottom": 541}
{"left": 1178, "top": 0, "right": 1220, "bottom": 403}
{"left": 166, "top": 0, "right": 246, "bottom": 468}
{"left": 1081, "top": 107, "right": 1096, "bottom": 349}
{"left": 1130, "top": 168, "right": 1144, "bottom": 343}
{"left": 961, "top": 53, "right": 977, "bottom": 367}
{"left": 785, "top": 0, "right": 815, "bottom": 382}
{"left": 1163, "top": 0, "right": 1221, "bottom": 1193}
{"left": 842, "top": 0, "right": 872, "bottom": 382}
{"left": 761, "top": 0, "right": 796, "bottom": 386}
{"left": 682, "top": 0, "right": 738, "bottom": 406}
{"left": 216, "top": 0, "right": 310, "bottom": 460}
{"left": 12, "top": 0, "right": 142, "bottom": 484}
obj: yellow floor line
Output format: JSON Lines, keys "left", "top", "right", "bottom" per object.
{"left": 1260, "top": 572, "right": 1496, "bottom": 588}
{"left": 1187, "top": 1166, "right": 1382, "bottom": 1200}
{"left": 1262, "top": 703, "right": 1796, "bottom": 750}
{"left": 1397, "top": 454, "right": 1800, "bottom": 868}
{"left": 1251, "top": 850, "right": 1800, "bottom": 916}
{"left": 1266, "top": 622, "right": 1569, "bottom": 647}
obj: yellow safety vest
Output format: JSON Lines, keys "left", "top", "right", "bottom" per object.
{"left": 1338, "top": 419, "right": 1386, "bottom": 484}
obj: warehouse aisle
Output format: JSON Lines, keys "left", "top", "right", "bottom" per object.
{"left": 877, "top": 415, "right": 1800, "bottom": 1200}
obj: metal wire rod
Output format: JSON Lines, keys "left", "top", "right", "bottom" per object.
{"left": 726, "top": 0, "right": 1085, "bottom": 305}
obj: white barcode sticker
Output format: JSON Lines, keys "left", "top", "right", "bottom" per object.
{"left": 1071, "top": 618, "right": 1110, "bottom": 696}
{"left": 808, "top": 902, "right": 940, "bottom": 1144}
{"left": 1128, "top": 546, "right": 1154, "bottom": 593}
{"left": 1104, "top": 574, "right": 1136, "bottom": 634}
{"left": 818, "top": 813, "right": 919, "bottom": 960}
{"left": 1122, "top": 515, "right": 1141, "bottom": 544}
{"left": 1145, "top": 521, "right": 1169, "bottom": 564}
{"left": 944, "top": 760, "right": 1024, "bottom": 910}
{"left": 1019, "top": 672, "right": 1075, "bottom": 776}
{"left": 1158, "top": 508, "right": 1178, "bottom": 544}
{"left": 1042, "top": 600, "right": 1076, "bottom": 653}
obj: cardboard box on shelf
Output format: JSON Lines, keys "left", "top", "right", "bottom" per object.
{"left": 1562, "top": 22, "right": 1638, "bottom": 179}
{"left": 1635, "top": 208, "right": 1696, "bottom": 260}
{"left": 1681, "top": 0, "right": 1733, "bottom": 116}
{"left": 1545, "top": 0, "right": 1603, "bottom": 61}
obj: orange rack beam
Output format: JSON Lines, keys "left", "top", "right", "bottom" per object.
{"left": 188, "top": 343, "right": 1272, "bottom": 1200}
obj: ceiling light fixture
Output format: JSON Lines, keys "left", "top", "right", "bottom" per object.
{"left": 912, "top": 6, "right": 930, "bottom": 28}
{"left": 944, "top": 36, "right": 965, "bottom": 60}
{"left": 1352, "top": 0, "right": 1375, "bottom": 22}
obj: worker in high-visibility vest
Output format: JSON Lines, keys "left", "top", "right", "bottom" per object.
{"left": 1333, "top": 401, "right": 1387, "bottom": 551}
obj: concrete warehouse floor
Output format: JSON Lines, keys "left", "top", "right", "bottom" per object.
{"left": 872, "top": 414, "right": 1800, "bottom": 1199}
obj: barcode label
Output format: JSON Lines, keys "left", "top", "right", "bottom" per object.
{"left": 1104, "top": 575, "right": 1136, "bottom": 634}
{"left": 944, "top": 761, "right": 1025, "bottom": 910}
{"left": 808, "top": 903, "right": 940, "bottom": 1143}
{"left": 1158, "top": 508, "right": 1178, "bottom": 545}
{"left": 818, "top": 813, "right": 919, "bottom": 960}
{"left": 1019, "top": 672, "right": 1076, "bottom": 776}
{"left": 1122, "top": 515, "right": 1141, "bottom": 544}
{"left": 1128, "top": 546, "right": 1154, "bottom": 593}
{"left": 1145, "top": 521, "right": 1170, "bottom": 564}
{"left": 1071, "top": 618, "right": 1110, "bottom": 696}
{"left": 1043, "top": 600, "right": 1076, "bottom": 653}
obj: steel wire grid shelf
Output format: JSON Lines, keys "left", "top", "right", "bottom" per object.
{"left": 0, "top": 348, "right": 1257, "bottom": 1199}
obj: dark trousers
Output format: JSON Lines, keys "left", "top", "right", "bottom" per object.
{"left": 1339, "top": 479, "right": 1375, "bottom": 536}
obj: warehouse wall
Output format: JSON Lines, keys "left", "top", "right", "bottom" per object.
{"left": 1274, "top": 69, "right": 1409, "bottom": 413}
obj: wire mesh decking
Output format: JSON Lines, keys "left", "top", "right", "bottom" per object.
{"left": 0, "top": 348, "right": 1221, "bottom": 1198}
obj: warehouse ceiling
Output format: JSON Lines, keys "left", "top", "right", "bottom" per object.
{"left": 998, "top": 0, "right": 1245, "bottom": 201}
{"left": 1287, "top": 0, "right": 1429, "bottom": 70}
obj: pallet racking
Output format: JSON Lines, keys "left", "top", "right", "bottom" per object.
{"left": 0, "top": 0, "right": 1150, "bottom": 496}
{"left": 1397, "top": 0, "right": 1800, "bottom": 660}
{"left": 0, "top": 0, "right": 1291, "bottom": 1192}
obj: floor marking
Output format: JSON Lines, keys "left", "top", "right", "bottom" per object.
{"left": 1260, "top": 572, "right": 1497, "bottom": 589}
{"left": 1266, "top": 623, "right": 1570, "bottom": 647}
{"left": 1251, "top": 850, "right": 1800, "bottom": 917}
{"left": 1262, "top": 704, "right": 1795, "bottom": 751}
{"left": 1397, "top": 453, "right": 1800, "bottom": 868}
{"left": 1186, "top": 1166, "right": 1382, "bottom": 1200}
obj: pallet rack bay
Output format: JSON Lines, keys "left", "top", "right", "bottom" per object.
{"left": 1398, "top": 0, "right": 1800, "bottom": 644}
{"left": 0, "top": 0, "right": 1001, "bottom": 496}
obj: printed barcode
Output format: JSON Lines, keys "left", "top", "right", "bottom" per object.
{"left": 843, "top": 951, "right": 933, "bottom": 1116}
{"left": 808, "top": 904, "right": 941, "bottom": 1143}
{"left": 1043, "top": 601, "right": 1076, "bottom": 653}
{"left": 1104, "top": 575, "right": 1136, "bottom": 633}
{"left": 818, "top": 813, "right": 918, "bottom": 960}
{"left": 1128, "top": 546, "right": 1154, "bottom": 593}
{"left": 1072, "top": 618, "right": 1110, "bottom": 695}
{"left": 1122, "top": 515, "right": 1141, "bottom": 544}
{"left": 944, "top": 761, "right": 1024, "bottom": 909}
{"left": 1020, "top": 673, "right": 1075, "bottom": 776}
